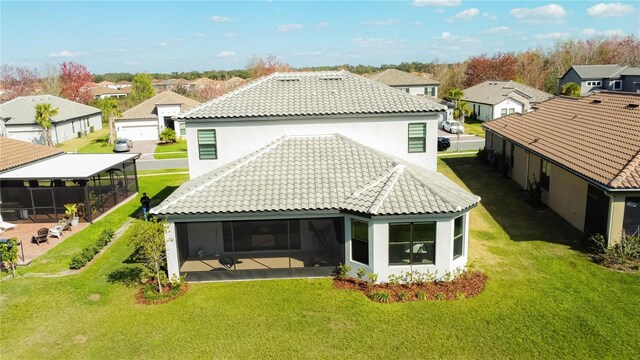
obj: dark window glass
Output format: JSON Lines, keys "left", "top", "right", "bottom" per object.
{"left": 453, "top": 216, "right": 464, "bottom": 259}
{"left": 623, "top": 197, "right": 640, "bottom": 235}
{"left": 351, "top": 219, "right": 369, "bottom": 265}
{"left": 389, "top": 222, "right": 436, "bottom": 265}
{"left": 198, "top": 129, "right": 217, "bottom": 159}
{"left": 408, "top": 123, "right": 426, "bottom": 153}
{"left": 540, "top": 160, "right": 551, "bottom": 191}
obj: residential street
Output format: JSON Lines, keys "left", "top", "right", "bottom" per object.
{"left": 439, "top": 131, "right": 485, "bottom": 152}
{"left": 136, "top": 158, "right": 188, "bottom": 170}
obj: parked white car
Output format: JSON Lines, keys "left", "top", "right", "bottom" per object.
{"left": 443, "top": 120, "right": 465, "bottom": 134}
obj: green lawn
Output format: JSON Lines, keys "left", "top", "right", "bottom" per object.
{"left": 154, "top": 140, "right": 188, "bottom": 159}
{"left": 1, "top": 156, "right": 639, "bottom": 359}
{"left": 57, "top": 128, "right": 113, "bottom": 153}
{"left": 464, "top": 118, "right": 485, "bottom": 138}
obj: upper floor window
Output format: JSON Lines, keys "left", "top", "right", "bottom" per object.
{"left": 612, "top": 80, "right": 622, "bottom": 90}
{"left": 540, "top": 159, "right": 551, "bottom": 191}
{"left": 179, "top": 122, "right": 186, "bottom": 136}
{"left": 351, "top": 219, "right": 369, "bottom": 265}
{"left": 408, "top": 123, "right": 426, "bottom": 153}
{"left": 453, "top": 216, "right": 464, "bottom": 259}
{"left": 425, "top": 87, "right": 436, "bottom": 96}
{"left": 198, "top": 129, "right": 217, "bottom": 160}
{"left": 389, "top": 222, "right": 436, "bottom": 265}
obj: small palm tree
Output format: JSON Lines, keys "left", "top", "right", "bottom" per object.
{"left": 446, "top": 88, "right": 472, "bottom": 150}
{"left": 35, "top": 103, "right": 59, "bottom": 146}
{"left": 97, "top": 98, "right": 122, "bottom": 145}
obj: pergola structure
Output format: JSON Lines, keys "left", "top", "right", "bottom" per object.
{"left": 0, "top": 153, "right": 140, "bottom": 223}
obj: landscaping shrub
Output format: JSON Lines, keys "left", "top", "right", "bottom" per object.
{"left": 416, "top": 291, "right": 427, "bottom": 300}
{"left": 366, "top": 272, "right": 378, "bottom": 285}
{"left": 159, "top": 128, "right": 176, "bottom": 143}
{"left": 69, "top": 228, "right": 115, "bottom": 269}
{"left": 90, "top": 125, "right": 95, "bottom": 133}
{"left": 526, "top": 177, "right": 543, "bottom": 207}
{"left": 336, "top": 263, "right": 351, "bottom": 279}
{"left": 591, "top": 231, "right": 640, "bottom": 271}
{"left": 435, "top": 292, "right": 445, "bottom": 300}
{"left": 398, "top": 291, "right": 410, "bottom": 301}
{"left": 370, "top": 291, "right": 390, "bottom": 303}
{"left": 139, "top": 274, "right": 186, "bottom": 304}
{"left": 356, "top": 267, "right": 366, "bottom": 281}
{"left": 476, "top": 148, "right": 488, "bottom": 162}
{"left": 77, "top": 131, "right": 82, "bottom": 138}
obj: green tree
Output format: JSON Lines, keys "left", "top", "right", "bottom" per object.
{"left": 129, "top": 218, "right": 171, "bottom": 294}
{"left": 560, "top": 82, "right": 581, "bottom": 97}
{"left": 445, "top": 88, "right": 472, "bottom": 150}
{"left": 35, "top": 102, "right": 59, "bottom": 146}
{"left": 95, "top": 98, "right": 122, "bottom": 145}
{"left": 129, "top": 73, "right": 155, "bottom": 103}
{"left": 0, "top": 238, "right": 19, "bottom": 278}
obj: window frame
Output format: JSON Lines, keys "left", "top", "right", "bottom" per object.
{"left": 453, "top": 216, "right": 464, "bottom": 260}
{"left": 350, "top": 219, "right": 369, "bottom": 266}
{"left": 179, "top": 122, "right": 186, "bottom": 136}
{"left": 388, "top": 222, "right": 436, "bottom": 266}
{"left": 501, "top": 108, "right": 508, "bottom": 117}
{"left": 408, "top": 123, "right": 427, "bottom": 153}
{"left": 540, "top": 159, "right": 551, "bottom": 191}
{"left": 623, "top": 197, "right": 640, "bottom": 235}
{"left": 612, "top": 80, "right": 622, "bottom": 90}
{"left": 197, "top": 129, "right": 218, "bottom": 160}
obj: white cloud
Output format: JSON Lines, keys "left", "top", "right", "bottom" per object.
{"left": 411, "top": 0, "right": 461, "bottom": 7}
{"left": 47, "top": 50, "right": 85, "bottom": 58}
{"left": 294, "top": 51, "right": 324, "bottom": 56}
{"left": 587, "top": 3, "right": 635, "bottom": 18}
{"left": 446, "top": 8, "right": 479, "bottom": 22}
{"left": 210, "top": 16, "right": 232, "bottom": 22}
{"left": 113, "top": 48, "right": 127, "bottom": 53}
{"left": 534, "top": 32, "right": 570, "bottom": 40}
{"left": 439, "top": 32, "right": 481, "bottom": 43}
{"left": 125, "top": 61, "right": 141, "bottom": 66}
{"left": 484, "top": 26, "right": 511, "bottom": 34}
{"left": 277, "top": 23, "right": 304, "bottom": 32}
{"left": 351, "top": 37, "right": 404, "bottom": 48}
{"left": 441, "top": 31, "right": 451, "bottom": 39}
{"left": 483, "top": 12, "right": 497, "bottom": 20}
{"left": 316, "top": 21, "right": 329, "bottom": 29}
{"left": 216, "top": 51, "right": 236, "bottom": 58}
{"left": 361, "top": 18, "right": 397, "bottom": 26}
{"left": 194, "top": 33, "right": 205, "bottom": 38}
{"left": 224, "top": 33, "right": 236, "bottom": 38}
{"left": 511, "top": 4, "right": 566, "bottom": 24}
{"left": 158, "top": 42, "right": 168, "bottom": 46}
{"left": 582, "top": 28, "right": 625, "bottom": 36}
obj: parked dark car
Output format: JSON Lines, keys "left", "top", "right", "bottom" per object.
{"left": 437, "top": 136, "right": 451, "bottom": 151}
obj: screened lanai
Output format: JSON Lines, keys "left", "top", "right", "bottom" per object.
{"left": 0, "top": 153, "right": 140, "bottom": 223}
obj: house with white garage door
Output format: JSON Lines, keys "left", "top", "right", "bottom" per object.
{"left": 151, "top": 71, "right": 480, "bottom": 282}
{"left": 463, "top": 80, "right": 553, "bottom": 121}
{"left": 115, "top": 91, "right": 200, "bottom": 141}
{"left": 0, "top": 95, "right": 102, "bottom": 145}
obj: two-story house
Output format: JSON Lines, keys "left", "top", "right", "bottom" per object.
{"left": 558, "top": 64, "right": 640, "bottom": 96}
{"left": 367, "top": 69, "right": 440, "bottom": 97}
{"left": 463, "top": 80, "right": 554, "bottom": 121}
{"left": 151, "top": 71, "right": 480, "bottom": 282}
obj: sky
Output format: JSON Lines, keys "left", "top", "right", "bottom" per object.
{"left": 1, "top": 1, "right": 638, "bottom": 74}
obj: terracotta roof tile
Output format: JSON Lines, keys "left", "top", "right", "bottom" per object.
{"left": 484, "top": 92, "right": 640, "bottom": 190}
{"left": 0, "top": 137, "right": 64, "bottom": 172}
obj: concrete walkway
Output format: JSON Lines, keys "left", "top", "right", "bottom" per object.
{"left": 133, "top": 140, "right": 159, "bottom": 160}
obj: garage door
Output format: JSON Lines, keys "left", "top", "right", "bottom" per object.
{"left": 117, "top": 124, "right": 159, "bottom": 141}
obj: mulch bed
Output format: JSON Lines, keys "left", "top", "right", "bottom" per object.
{"left": 334, "top": 271, "right": 488, "bottom": 302}
{"left": 135, "top": 282, "right": 189, "bottom": 305}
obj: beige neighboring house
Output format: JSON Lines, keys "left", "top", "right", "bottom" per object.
{"left": 189, "top": 77, "right": 223, "bottom": 90}
{"left": 224, "top": 76, "right": 247, "bottom": 90}
{"left": 115, "top": 91, "right": 200, "bottom": 141}
{"left": 463, "top": 80, "right": 554, "bottom": 121}
{"left": 115, "top": 80, "right": 131, "bottom": 90}
{"left": 368, "top": 69, "right": 440, "bottom": 97}
{"left": 92, "top": 86, "right": 127, "bottom": 100}
{"left": 483, "top": 92, "right": 640, "bottom": 244}
{"left": 153, "top": 78, "right": 190, "bottom": 93}
{"left": 96, "top": 81, "right": 118, "bottom": 89}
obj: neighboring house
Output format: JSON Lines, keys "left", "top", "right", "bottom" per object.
{"left": 92, "top": 86, "right": 127, "bottom": 100}
{"left": 96, "top": 81, "right": 118, "bottom": 89}
{"left": 424, "top": 95, "right": 455, "bottom": 126}
{"left": 189, "top": 77, "right": 222, "bottom": 90}
{"left": 368, "top": 69, "right": 440, "bottom": 97}
{"left": 483, "top": 92, "right": 640, "bottom": 244}
{"left": 463, "top": 80, "right": 554, "bottom": 121}
{"left": 558, "top": 64, "right": 640, "bottom": 95}
{"left": 0, "top": 137, "right": 140, "bottom": 222}
{"left": 224, "top": 76, "right": 247, "bottom": 91}
{"left": 151, "top": 71, "right": 480, "bottom": 282}
{"left": 0, "top": 95, "right": 102, "bottom": 145}
{"left": 115, "top": 80, "right": 131, "bottom": 90}
{"left": 153, "top": 78, "right": 190, "bottom": 92}
{"left": 115, "top": 91, "right": 200, "bottom": 141}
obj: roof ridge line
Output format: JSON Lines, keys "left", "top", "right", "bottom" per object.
{"left": 370, "top": 164, "right": 404, "bottom": 214}
{"left": 151, "top": 136, "right": 288, "bottom": 214}
{"left": 178, "top": 73, "right": 278, "bottom": 119}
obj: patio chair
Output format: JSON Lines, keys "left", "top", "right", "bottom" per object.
{"left": 48, "top": 225, "right": 64, "bottom": 239}
{"left": 58, "top": 218, "right": 72, "bottom": 231}
{"left": 0, "top": 213, "right": 17, "bottom": 232}
{"left": 32, "top": 228, "right": 49, "bottom": 246}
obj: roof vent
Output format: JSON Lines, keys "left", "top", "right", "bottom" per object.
{"left": 625, "top": 103, "right": 639, "bottom": 109}
{"left": 277, "top": 77, "right": 300, "bottom": 81}
{"left": 591, "top": 99, "right": 602, "bottom": 104}
{"left": 319, "top": 74, "right": 343, "bottom": 80}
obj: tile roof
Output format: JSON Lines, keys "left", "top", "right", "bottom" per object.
{"left": 119, "top": 91, "right": 200, "bottom": 120}
{"left": 91, "top": 87, "right": 126, "bottom": 96}
{"left": 152, "top": 134, "right": 479, "bottom": 216}
{"left": 483, "top": 92, "right": 640, "bottom": 190}
{"left": 568, "top": 64, "right": 640, "bottom": 79}
{"left": 0, "top": 95, "right": 100, "bottom": 125}
{"left": 0, "top": 137, "right": 64, "bottom": 172}
{"left": 462, "top": 80, "right": 554, "bottom": 106}
{"left": 368, "top": 69, "right": 440, "bottom": 86}
{"left": 179, "top": 71, "right": 446, "bottom": 120}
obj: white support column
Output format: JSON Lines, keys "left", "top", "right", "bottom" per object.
{"left": 435, "top": 218, "right": 454, "bottom": 276}
{"left": 165, "top": 221, "right": 180, "bottom": 279}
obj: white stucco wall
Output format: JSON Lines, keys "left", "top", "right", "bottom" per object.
{"left": 493, "top": 98, "right": 524, "bottom": 119}
{"left": 156, "top": 104, "right": 182, "bottom": 132}
{"left": 115, "top": 118, "right": 159, "bottom": 141}
{"left": 470, "top": 102, "right": 494, "bottom": 121}
{"left": 185, "top": 113, "right": 443, "bottom": 179}
{"left": 6, "top": 113, "right": 102, "bottom": 145}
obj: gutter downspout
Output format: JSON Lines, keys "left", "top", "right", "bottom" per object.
{"left": 605, "top": 192, "right": 616, "bottom": 247}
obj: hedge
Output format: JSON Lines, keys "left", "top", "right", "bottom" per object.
{"left": 69, "top": 229, "right": 115, "bottom": 269}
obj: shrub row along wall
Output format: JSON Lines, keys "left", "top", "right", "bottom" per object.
{"left": 69, "top": 229, "right": 115, "bottom": 269}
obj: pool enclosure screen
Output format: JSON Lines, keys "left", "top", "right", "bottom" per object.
{"left": 177, "top": 217, "right": 345, "bottom": 280}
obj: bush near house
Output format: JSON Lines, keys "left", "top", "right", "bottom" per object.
{"left": 159, "top": 128, "right": 176, "bottom": 143}
{"left": 589, "top": 232, "right": 640, "bottom": 271}
{"left": 69, "top": 229, "right": 115, "bottom": 269}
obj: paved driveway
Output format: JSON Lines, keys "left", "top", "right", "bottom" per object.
{"left": 132, "top": 140, "right": 158, "bottom": 160}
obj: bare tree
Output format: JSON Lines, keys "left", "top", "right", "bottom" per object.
{"left": 0, "top": 64, "right": 39, "bottom": 99}
{"left": 41, "top": 64, "right": 62, "bottom": 96}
